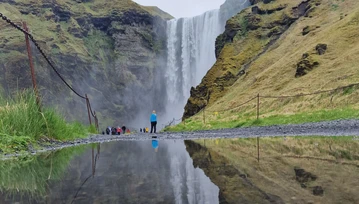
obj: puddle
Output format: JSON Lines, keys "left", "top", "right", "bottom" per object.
{"left": 0, "top": 137, "right": 358, "bottom": 204}
{"left": 0, "top": 140, "right": 219, "bottom": 204}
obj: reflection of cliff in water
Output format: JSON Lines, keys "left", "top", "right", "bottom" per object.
{"left": 0, "top": 141, "right": 219, "bottom": 204}
{"left": 185, "top": 140, "right": 284, "bottom": 204}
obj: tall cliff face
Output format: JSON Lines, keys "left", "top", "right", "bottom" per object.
{"left": 0, "top": 0, "right": 172, "bottom": 125}
{"left": 183, "top": 0, "right": 329, "bottom": 119}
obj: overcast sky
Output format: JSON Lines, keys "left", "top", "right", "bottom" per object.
{"left": 133, "top": 0, "right": 226, "bottom": 18}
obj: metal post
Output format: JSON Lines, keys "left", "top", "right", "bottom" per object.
{"left": 257, "top": 93, "right": 260, "bottom": 120}
{"left": 85, "top": 94, "right": 92, "bottom": 125}
{"left": 23, "top": 22, "right": 41, "bottom": 109}
{"left": 257, "top": 137, "right": 260, "bottom": 162}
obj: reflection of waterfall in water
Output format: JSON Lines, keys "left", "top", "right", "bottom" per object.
{"left": 163, "top": 0, "right": 250, "bottom": 123}
{"left": 168, "top": 141, "right": 219, "bottom": 204}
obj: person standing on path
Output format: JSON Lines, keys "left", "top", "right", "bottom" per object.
{"left": 150, "top": 110, "right": 157, "bottom": 133}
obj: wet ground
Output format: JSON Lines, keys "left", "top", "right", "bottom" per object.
{"left": 14, "top": 119, "right": 359, "bottom": 158}
{"left": 0, "top": 137, "right": 358, "bottom": 204}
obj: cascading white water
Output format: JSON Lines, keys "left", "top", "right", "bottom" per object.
{"left": 166, "top": 10, "right": 222, "bottom": 106}
{"left": 164, "top": 0, "right": 250, "bottom": 122}
{"left": 167, "top": 141, "right": 219, "bottom": 204}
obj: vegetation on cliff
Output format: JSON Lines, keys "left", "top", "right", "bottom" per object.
{"left": 0, "top": 0, "right": 171, "bottom": 127}
{"left": 181, "top": 0, "right": 359, "bottom": 130}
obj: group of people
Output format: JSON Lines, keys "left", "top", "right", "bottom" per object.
{"left": 104, "top": 125, "right": 129, "bottom": 135}
{"left": 140, "top": 127, "right": 149, "bottom": 133}
{"left": 102, "top": 110, "right": 158, "bottom": 135}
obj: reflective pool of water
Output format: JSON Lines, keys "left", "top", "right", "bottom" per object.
{"left": 0, "top": 137, "right": 358, "bottom": 204}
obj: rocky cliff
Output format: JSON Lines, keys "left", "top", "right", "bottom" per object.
{"left": 0, "top": 0, "right": 172, "bottom": 126}
{"left": 183, "top": 0, "right": 359, "bottom": 119}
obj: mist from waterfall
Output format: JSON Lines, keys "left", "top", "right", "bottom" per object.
{"left": 162, "top": 0, "right": 250, "bottom": 124}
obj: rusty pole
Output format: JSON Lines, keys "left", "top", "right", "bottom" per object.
{"left": 85, "top": 94, "right": 92, "bottom": 125}
{"left": 23, "top": 22, "right": 41, "bottom": 109}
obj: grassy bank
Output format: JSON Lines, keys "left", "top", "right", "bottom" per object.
{"left": 0, "top": 91, "right": 90, "bottom": 154}
{"left": 165, "top": 106, "right": 359, "bottom": 132}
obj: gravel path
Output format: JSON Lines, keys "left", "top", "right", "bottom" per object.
{"left": 2, "top": 119, "right": 359, "bottom": 159}
{"left": 65, "top": 119, "right": 359, "bottom": 142}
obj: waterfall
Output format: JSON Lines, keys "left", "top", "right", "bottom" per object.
{"left": 165, "top": 10, "right": 222, "bottom": 105}
{"left": 164, "top": 0, "right": 250, "bottom": 121}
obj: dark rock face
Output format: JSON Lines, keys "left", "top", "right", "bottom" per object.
{"left": 53, "top": 5, "right": 72, "bottom": 22}
{"left": 251, "top": 5, "right": 286, "bottom": 15}
{"left": 263, "top": 0, "right": 275, "bottom": 4}
{"left": 316, "top": 43, "right": 327, "bottom": 55}
{"left": 250, "top": 0, "right": 275, "bottom": 5}
{"left": 183, "top": 86, "right": 209, "bottom": 120}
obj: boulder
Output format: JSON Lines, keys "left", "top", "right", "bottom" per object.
{"left": 295, "top": 54, "right": 319, "bottom": 77}
{"left": 312, "top": 186, "right": 324, "bottom": 196}
{"left": 316, "top": 43, "right": 327, "bottom": 55}
{"left": 302, "top": 25, "right": 319, "bottom": 35}
{"left": 294, "top": 167, "right": 317, "bottom": 183}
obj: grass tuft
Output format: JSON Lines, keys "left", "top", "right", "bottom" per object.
{"left": 0, "top": 90, "right": 89, "bottom": 154}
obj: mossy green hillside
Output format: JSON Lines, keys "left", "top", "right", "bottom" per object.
{"left": 182, "top": 0, "right": 359, "bottom": 128}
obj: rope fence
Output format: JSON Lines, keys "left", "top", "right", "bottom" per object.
{"left": 0, "top": 13, "right": 100, "bottom": 132}
{"left": 164, "top": 83, "right": 359, "bottom": 127}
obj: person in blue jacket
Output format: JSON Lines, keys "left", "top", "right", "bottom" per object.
{"left": 150, "top": 110, "right": 157, "bottom": 133}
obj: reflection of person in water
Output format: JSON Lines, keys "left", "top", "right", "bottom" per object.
{"left": 152, "top": 140, "right": 159, "bottom": 152}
